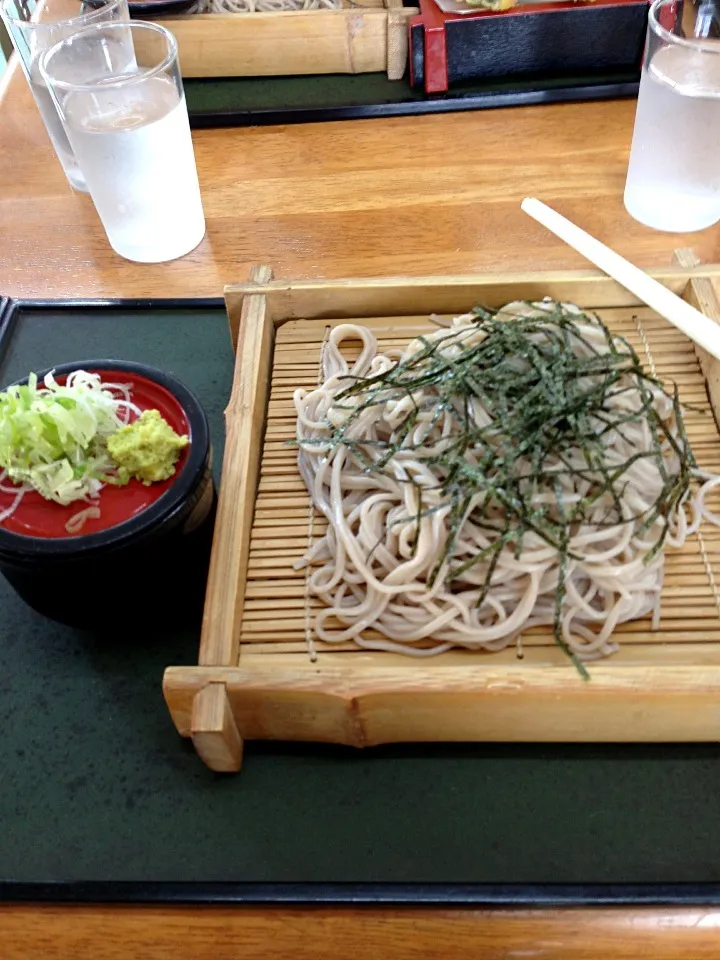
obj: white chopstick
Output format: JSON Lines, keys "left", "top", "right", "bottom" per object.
{"left": 521, "top": 197, "right": 720, "bottom": 363}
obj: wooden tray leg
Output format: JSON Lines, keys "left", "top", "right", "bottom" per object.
{"left": 190, "top": 682, "right": 243, "bottom": 773}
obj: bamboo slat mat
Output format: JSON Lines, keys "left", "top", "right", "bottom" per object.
{"left": 238, "top": 307, "right": 720, "bottom": 665}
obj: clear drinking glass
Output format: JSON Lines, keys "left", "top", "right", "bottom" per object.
{"left": 0, "top": 0, "right": 129, "bottom": 192}
{"left": 40, "top": 21, "right": 206, "bottom": 263}
{"left": 624, "top": 0, "right": 720, "bottom": 233}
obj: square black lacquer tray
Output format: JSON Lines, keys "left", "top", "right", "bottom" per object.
{"left": 1, "top": 296, "right": 720, "bottom": 907}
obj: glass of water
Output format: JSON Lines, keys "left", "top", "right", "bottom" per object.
{"left": 624, "top": 0, "right": 720, "bottom": 233}
{"left": 0, "top": 0, "right": 129, "bottom": 192}
{"left": 40, "top": 21, "right": 206, "bottom": 263}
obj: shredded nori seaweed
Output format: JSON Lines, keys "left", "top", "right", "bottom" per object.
{"left": 299, "top": 303, "right": 697, "bottom": 675}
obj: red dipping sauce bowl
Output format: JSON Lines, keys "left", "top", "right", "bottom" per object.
{"left": 0, "top": 360, "right": 216, "bottom": 629}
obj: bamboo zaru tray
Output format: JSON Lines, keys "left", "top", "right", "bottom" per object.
{"left": 163, "top": 263, "right": 720, "bottom": 773}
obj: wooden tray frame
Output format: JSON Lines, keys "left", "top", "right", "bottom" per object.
{"left": 164, "top": 262, "right": 720, "bottom": 772}
{"left": 157, "top": 0, "right": 416, "bottom": 80}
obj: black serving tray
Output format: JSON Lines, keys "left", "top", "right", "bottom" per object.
{"left": 2, "top": 296, "right": 720, "bottom": 907}
{"left": 182, "top": 71, "right": 639, "bottom": 128}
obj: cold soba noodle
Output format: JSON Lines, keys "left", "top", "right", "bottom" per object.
{"left": 294, "top": 300, "right": 720, "bottom": 671}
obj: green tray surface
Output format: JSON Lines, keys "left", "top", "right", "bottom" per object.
{"left": 182, "top": 71, "right": 638, "bottom": 120}
{"left": 1, "top": 303, "right": 719, "bottom": 887}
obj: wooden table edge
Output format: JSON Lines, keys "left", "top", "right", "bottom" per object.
{"left": 3, "top": 903, "right": 720, "bottom": 958}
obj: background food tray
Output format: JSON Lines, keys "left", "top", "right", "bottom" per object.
{"left": 163, "top": 265, "right": 720, "bottom": 774}
{"left": 183, "top": 71, "right": 640, "bottom": 127}
{"left": 4, "top": 295, "right": 720, "bottom": 901}
{"left": 170, "top": 0, "right": 641, "bottom": 124}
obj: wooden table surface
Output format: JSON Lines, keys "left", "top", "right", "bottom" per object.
{"left": 3, "top": 58, "right": 720, "bottom": 958}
